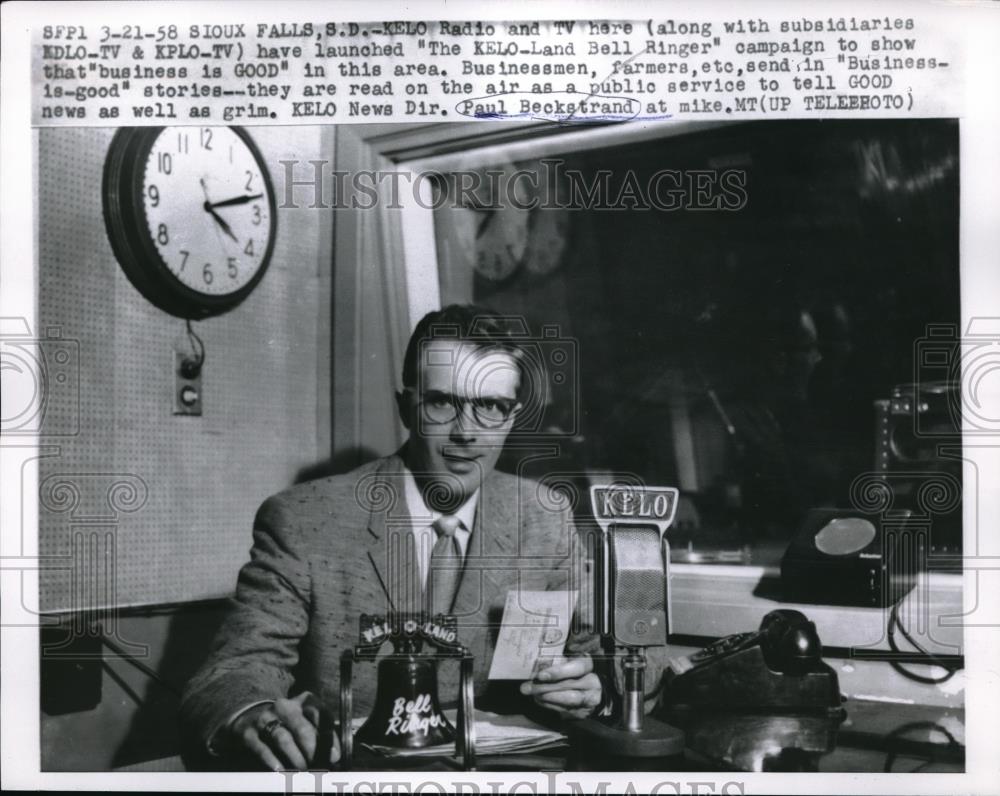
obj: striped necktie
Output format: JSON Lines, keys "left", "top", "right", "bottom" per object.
{"left": 427, "top": 515, "right": 463, "bottom": 615}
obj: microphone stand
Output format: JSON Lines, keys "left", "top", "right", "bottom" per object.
{"left": 622, "top": 650, "right": 647, "bottom": 732}
{"left": 569, "top": 647, "right": 684, "bottom": 757}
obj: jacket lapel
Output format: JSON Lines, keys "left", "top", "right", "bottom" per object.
{"left": 362, "top": 452, "right": 421, "bottom": 614}
{"left": 450, "top": 471, "right": 519, "bottom": 660}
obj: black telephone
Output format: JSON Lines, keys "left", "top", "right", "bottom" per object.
{"left": 660, "top": 610, "right": 844, "bottom": 716}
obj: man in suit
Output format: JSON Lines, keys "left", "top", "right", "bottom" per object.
{"left": 181, "top": 304, "right": 604, "bottom": 770}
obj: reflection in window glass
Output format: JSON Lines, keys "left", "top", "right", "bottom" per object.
{"left": 431, "top": 120, "right": 960, "bottom": 564}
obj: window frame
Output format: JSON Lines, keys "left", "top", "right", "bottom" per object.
{"left": 336, "top": 121, "right": 965, "bottom": 682}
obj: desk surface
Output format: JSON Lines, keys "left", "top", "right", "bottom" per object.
{"left": 115, "top": 700, "right": 963, "bottom": 774}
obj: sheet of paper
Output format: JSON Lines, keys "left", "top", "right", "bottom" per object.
{"left": 487, "top": 589, "right": 577, "bottom": 680}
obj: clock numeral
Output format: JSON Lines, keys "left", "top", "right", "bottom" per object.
{"left": 227, "top": 257, "right": 238, "bottom": 279}
{"left": 147, "top": 184, "right": 160, "bottom": 207}
{"left": 200, "top": 128, "right": 213, "bottom": 150}
{"left": 177, "top": 132, "right": 189, "bottom": 154}
{"left": 252, "top": 204, "right": 261, "bottom": 226}
{"left": 244, "top": 239, "right": 255, "bottom": 257}
{"left": 157, "top": 152, "right": 172, "bottom": 175}
{"left": 202, "top": 263, "right": 214, "bottom": 285}
{"left": 178, "top": 250, "right": 189, "bottom": 272}
{"left": 245, "top": 170, "right": 254, "bottom": 192}
{"left": 156, "top": 223, "right": 169, "bottom": 246}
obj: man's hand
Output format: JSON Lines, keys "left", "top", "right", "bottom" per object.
{"left": 229, "top": 692, "right": 340, "bottom": 771}
{"left": 519, "top": 654, "right": 603, "bottom": 719}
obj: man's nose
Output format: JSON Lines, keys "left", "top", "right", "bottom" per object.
{"left": 449, "top": 402, "right": 478, "bottom": 441}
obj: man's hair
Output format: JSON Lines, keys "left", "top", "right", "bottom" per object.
{"left": 401, "top": 304, "right": 525, "bottom": 398}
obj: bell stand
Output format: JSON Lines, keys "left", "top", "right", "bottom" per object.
{"left": 338, "top": 612, "right": 477, "bottom": 770}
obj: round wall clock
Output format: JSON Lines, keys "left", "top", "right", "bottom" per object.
{"left": 460, "top": 160, "right": 530, "bottom": 283}
{"left": 474, "top": 202, "right": 530, "bottom": 282}
{"left": 523, "top": 207, "right": 569, "bottom": 277}
{"left": 523, "top": 169, "right": 569, "bottom": 278}
{"left": 103, "top": 126, "right": 277, "bottom": 319}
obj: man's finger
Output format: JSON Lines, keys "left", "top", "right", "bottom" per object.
{"left": 275, "top": 698, "right": 319, "bottom": 763}
{"left": 535, "top": 689, "right": 588, "bottom": 709}
{"left": 521, "top": 672, "right": 601, "bottom": 696}
{"left": 301, "top": 704, "right": 321, "bottom": 729}
{"left": 265, "top": 724, "right": 309, "bottom": 770}
{"left": 297, "top": 694, "right": 322, "bottom": 728}
{"left": 534, "top": 655, "right": 593, "bottom": 682}
{"left": 329, "top": 731, "right": 342, "bottom": 765}
{"left": 533, "top": 654, "right": 568, "bottom": 675}
{"left": 536, "top": 687, "right": 603, "bottom": 710}
{"left": 282, "top": 715, "right": 318, "bottom": 763}
{"left": 244, "top": 733, "right": 286, "bottom": 772}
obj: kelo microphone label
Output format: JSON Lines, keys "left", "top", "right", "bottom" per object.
{"left": 591, "top": 485, "right": 678, "bottom": 524}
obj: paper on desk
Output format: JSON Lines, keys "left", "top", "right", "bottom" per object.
{"left": 358, "top": 709, "right": 568, "bottom": 758}
{"left": 487, "top": 589, "right": 577, "bottom": 680}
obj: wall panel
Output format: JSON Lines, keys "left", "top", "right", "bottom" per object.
{"left": 37, "top": 126, "right": 332, "bottom": 610}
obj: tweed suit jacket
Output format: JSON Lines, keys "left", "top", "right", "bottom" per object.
{"left": 180, "top": 451, "right": 598, "bottom": 749}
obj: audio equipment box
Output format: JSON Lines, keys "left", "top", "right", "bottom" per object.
{"left": 780, "top": 507, "right": 917, "bottom": 607}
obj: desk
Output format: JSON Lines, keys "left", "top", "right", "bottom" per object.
{"left": 117, "top": 700, "right": 963, "bottom": 773}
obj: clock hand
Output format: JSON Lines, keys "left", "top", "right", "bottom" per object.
{"left": 209, "top": 193, "right": 263, "bottom": 209}
{"left": 476, "top": 207, "right": 498, "bottom": 239}
{"left": 204, "top": 203, "right": 239, "bottom": 243}
{"left": 199, "top": 178, "right": 239, "bottom": 243}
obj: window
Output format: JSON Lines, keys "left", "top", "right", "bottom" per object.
{"left": 418, "top": 120, "right": 960, "bottom": 569}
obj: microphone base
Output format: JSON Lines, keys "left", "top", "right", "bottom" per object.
{"left": 567, "top": 715, "right": 685, "bottom": 758}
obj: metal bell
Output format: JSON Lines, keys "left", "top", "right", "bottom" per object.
{"left": 354, "top": 654, "right": 455, "bottom": 749}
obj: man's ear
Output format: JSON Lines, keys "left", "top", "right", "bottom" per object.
{"left": 395, "top": 391, "right": 412, "bottom": 430}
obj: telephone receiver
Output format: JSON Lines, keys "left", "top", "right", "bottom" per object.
{"left": 743, "top": 609, "right": 823, "bottom": 675}
{"left": 660, "top": 609, "right": 844, "bottom": 716}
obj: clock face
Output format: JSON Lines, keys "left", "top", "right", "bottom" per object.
{"left": 523, "top": 169, "right": 569, "bottom": 277}
{"left": 470, "top": 161, "right": 532, "bottom": 283}
{"left": 142, "top": 127, "right": 271, "bottom": 296}
{"left": 103, "top": 126, "right": 277, "bottom": 318}
{"left": 474, "top": 204, "right": 530, "bottom": 282}
{"left": 523, "top": 207, "right": 569, "bottom": 277}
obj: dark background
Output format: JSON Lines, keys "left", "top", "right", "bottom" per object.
{"left": 472, "top": 119, "right": 960, "bottom": 547}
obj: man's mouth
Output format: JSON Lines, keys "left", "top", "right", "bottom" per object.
{"left": 442, "top": 451, "right": 482, "bottom": 463}
{"left": 441, "top": 450, "right": 485, "bottom": 473}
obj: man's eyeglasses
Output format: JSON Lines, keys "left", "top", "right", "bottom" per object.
{"left": 408, "top": 389, "right": 520, "bottom": 429}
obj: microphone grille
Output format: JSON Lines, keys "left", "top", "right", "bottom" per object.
{"left": 611, "top": 526, "right": 666, "bottom": 611}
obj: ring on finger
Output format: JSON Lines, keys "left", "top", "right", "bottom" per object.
{"left": 261, "top": 717, "right": 285, "bottom": 742}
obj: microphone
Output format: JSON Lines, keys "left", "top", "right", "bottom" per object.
{"left": 568, "top": 484, "right": 685, "bottom": 756}
{"left": 592, "top": 485, "right": 676, "bottom": 649}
